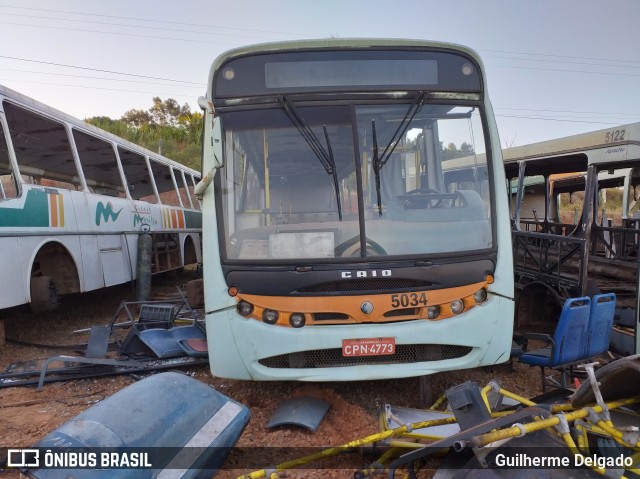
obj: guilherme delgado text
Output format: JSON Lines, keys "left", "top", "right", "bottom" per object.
{"left": 495, "top": 453, "right": 633, "bottom": 469}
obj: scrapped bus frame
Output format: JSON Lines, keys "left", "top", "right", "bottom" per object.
{"left": 197, "top": 38, "right": 515, "bottom": 387}
{"left": 503, "top": 121, "right": 640, "bottom": 356}
{"left": 0, "top": 84, "right": 202, "bottom": 312}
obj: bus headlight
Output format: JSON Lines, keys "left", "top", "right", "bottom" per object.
{"left": 426, "top": 305, "right": 440, "bottom": 320}
{"left": 237, "top": 300, "right": 254, "bottom": 317}
{"left": 262, "top": 309, "right": 279, "bottom": 325}
{"left": 450, "top": 299, "right": 465, "bottom": 315}
{"left": 289, "top": 313, "right": 306, "bottom": 328}
{"left": 473, "top": 288, "right": 488, "bottom": 303}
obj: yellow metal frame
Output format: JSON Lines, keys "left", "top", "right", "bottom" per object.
{"left": 236, "top": 383, "right": 640, "bottom": 479}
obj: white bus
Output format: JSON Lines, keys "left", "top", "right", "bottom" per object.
{"left": 197, "top": 39, "right": 514, "bottom": 386}
{"left": 0, "top": 84, "right": 202, "bottom": 312}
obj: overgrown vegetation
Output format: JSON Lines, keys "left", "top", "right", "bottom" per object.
{"left": 85, "top": 97, "right": 203, "bottom": 171}
{"left": 558, "top": 188, "right": 630, "bottom": 225}
{"left": 405, "top": 133, "right": 475, "bottom": 159}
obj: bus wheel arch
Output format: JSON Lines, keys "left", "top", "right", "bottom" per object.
{"left": 29, "top": 241, "right": 81, "bottom": 311}
{"left": 182, "top": 234, "right": 199, "bottom": 266}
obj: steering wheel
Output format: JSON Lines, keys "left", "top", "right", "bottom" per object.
{"left": 401, "top": 187, "right": 443, "bottom": 208}
{"left": 405, "top": 187, "right": 440, "bottom": 196}
{"left": 335, "top": 235, "right": 387, "bottom": 257}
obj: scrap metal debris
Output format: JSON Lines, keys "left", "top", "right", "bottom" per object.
{"left": 235, "top": 356, "right": 640, "bottom": 479}
{"left": 0, "top": 292, "right": 208, "bottom": 389}
{"left": 267, "top": 397, "right": 331, "bottom": 432}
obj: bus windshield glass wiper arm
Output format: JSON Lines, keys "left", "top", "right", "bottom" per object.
{"left": 280, "top": 96, "right": 342, "bottom": 221}
{"left": 322, "top": 124, "right": 343, "bottom": 222}
{"left": 371, "top": 92, "right": 426, "bottom": 216}
{"left": 372, "top": 119, "right": 383, "bottom": 217}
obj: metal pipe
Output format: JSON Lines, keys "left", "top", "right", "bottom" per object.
{"left": 235, "top": 416, "right": 458, "bottom": 479}
{"left": 470, "top": 397, "right": 640, "bottom": 448}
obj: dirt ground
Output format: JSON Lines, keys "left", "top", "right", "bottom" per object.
{"left": 0, "top": 269, "right": 552, "bottom": 478}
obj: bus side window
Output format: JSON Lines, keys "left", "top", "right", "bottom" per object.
{"left": 149, "top": 159, "right": 180, "bottom": 206}
{"left": 188, "top": 174, "right": 201, "bottom": 210}
{"left": 0, "top": 123, "right": 18, "bottom": 199}
{"left": 73, "top": 129, "right": 126, "bottom": 197}
{"left": 118, "top": 147, "right": 158, "bottom": 203}
{"left": 558, "top": 190, "right": 584, "bottom": 226}
{"left": 3, "top": 101, "right": 82, "bottom": 192}
{"left": 597, "top": 184, "right": 623, "bottom": 227}
{"left": 628, "top": 181, "right": 640, "bottom": 221}
{"left": 176, "top": 169, "right": 193, "bottom": 208}
{"left": 516, "top": 170, "right": 547, "bottom": 232}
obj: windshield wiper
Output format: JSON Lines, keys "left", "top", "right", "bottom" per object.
{"left": 280, "top": 96, "right": 342, "bottom": 221}
{"left": 371, "top": 91, "right": 426, "bottom": 216}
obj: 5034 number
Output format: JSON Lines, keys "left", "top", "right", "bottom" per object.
{"left": 391, "top": 292, "right": 428, "bottom": 308}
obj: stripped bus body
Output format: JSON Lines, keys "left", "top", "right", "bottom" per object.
{"left": 504, "top": 122, "right": 640, "bottom": 355}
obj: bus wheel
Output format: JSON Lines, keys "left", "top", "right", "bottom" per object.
{"left": 30, "top": 276, "right": 59, "bottom": 313}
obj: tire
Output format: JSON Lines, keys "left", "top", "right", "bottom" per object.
{"left": 30, "top": 276, "right": 59, "bottom": 313}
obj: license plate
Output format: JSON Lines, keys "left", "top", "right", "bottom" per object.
{"left": 342, "top": 337, "right": 396, "bottom": 357}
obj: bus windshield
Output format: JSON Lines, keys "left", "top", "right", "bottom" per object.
{"left": 218, "top": 101, "right": 490, "bottom": 261}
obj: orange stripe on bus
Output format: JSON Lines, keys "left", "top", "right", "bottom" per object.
{"left": 171, "top": 209, "right": 178, "bottom": 228}
{"left": 238, "top": 280, "right": 489, "bottom": 326}
{"left": 49, "top": 194, "right": 58, "bottom": 227}
{"left": 178, "top": 211, "right": 185, "bottom": 228}
{"left": 58, "top": 195, "right": 65, "bottom": 227}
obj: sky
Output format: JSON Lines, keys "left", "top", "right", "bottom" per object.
{"left": 1, "top": 0, "right": 640, "bottom": 150}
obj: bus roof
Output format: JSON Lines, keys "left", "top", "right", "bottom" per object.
{"left": 0, "top": 83, "right": 200, "bottom": 176}
{"left": 206, "top": 38, "right": 486, "bottom": 98}
{"left": 502, "top": 121, "right": 640, "bottom": 169}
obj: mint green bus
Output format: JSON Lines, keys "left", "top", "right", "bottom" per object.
{"left": 197, "top": 39, "right": 514, "bottom": 384}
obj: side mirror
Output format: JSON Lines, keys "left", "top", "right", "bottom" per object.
{"left": 197, "top": 96, "right": 224, "bottom": 170}
{"left": 197, "top": 96, "right": 211, "bottom": 112}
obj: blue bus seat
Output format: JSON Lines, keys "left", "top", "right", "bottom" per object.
{"left": 519, "top": 296, "right": 591, "bottom": 391}
{"left": 137, "top": 324, "right": 206, "bottom": 358}
{"left": 585, "top": 293, "right": 616, "bottom": 357}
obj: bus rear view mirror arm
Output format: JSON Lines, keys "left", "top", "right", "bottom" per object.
{"left": 195, "top": 167, "right": 216, "bottom": 200}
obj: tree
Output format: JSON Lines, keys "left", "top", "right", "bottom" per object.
{"left": 85, "top": 97, "right": 203, "bottom": 169}
{"left": 441, "top": 141, "right": 475, "bottom": 160}
{"left": 121, "top": 108, "right": 152, "bottom": 128}
{"left": 459, "top": 142, "right": 474, "bottom": 154}
{"left": 149, "top": 97, "right": 191, "bottom": 126}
